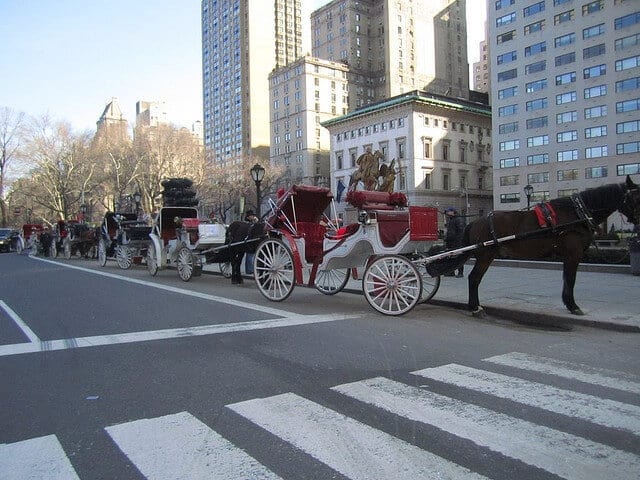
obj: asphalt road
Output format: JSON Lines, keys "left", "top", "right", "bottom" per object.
{"left": 1, "top": 253, "right": 639, "bottom": 479}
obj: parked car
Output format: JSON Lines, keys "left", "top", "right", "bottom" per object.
{"left": 0, "top": 228, "right": 21, "bottom": 253}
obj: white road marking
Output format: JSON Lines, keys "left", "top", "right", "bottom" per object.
{"left": 333, "top": 376, "right": 640, "bottom": 480}
{"left": 0, "top": 313, "right": 354, "bottom": 357}
{"left": 0, "top": 299, "right": 40, "bottom": 343}
{"left": 106, "top": 412, "right": 281, "bottom": 480}
{"left": 0, "top": 434, "right": 80, "bottom": 480}
{"left": 228, "top": 392, "right": 488, "bottom": 480}
{"left": 485, "top": 351, "right": 640, "bottom": 395}
{"left": 413, "top": 363, "right": 640, "bottom": 436}
{"left": 31, "top": 256, "right": 300, "bottom": 317}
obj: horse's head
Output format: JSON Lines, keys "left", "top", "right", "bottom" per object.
{"left": 620, "top": 175, "right": 640, "bottom": 225}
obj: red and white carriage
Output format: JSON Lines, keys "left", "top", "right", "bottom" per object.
{"left": 252, "top": 185, "right": 441, "bottom": 316}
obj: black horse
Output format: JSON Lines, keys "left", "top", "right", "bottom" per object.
{"left": 225, "top": 220, "right": 267, "bottom": 284}
{"left": 462, "top": 176, "right": 640, "bottom": 317}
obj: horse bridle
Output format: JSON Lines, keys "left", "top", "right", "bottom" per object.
{"left": 620, "top": 186, "right": 640, "bottom": 225}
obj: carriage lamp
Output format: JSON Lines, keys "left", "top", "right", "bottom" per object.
{"left": 250, "top": 163, "right": 265, "bottom": 217}
{"left": 133, "top": 192, "right": 142, "bottom": 215}
{"left": 524, "top": 184, "right": 534, "bottom": 210}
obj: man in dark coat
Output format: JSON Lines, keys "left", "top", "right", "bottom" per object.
{"left": 444, "top": 207, "right": 465, "bottom": 277}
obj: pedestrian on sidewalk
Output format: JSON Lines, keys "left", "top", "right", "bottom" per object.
{"left": 444, "top": 206, "right": 465, "bottom": 278}
{"left": 244, "top": 210, "right": 258, "bottom": 275}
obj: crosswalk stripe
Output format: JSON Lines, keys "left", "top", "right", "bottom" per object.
{"left": 0, "top": 434, "right": 80, "bottom": 480}
{"left": 105, "top": 411, "right": 281, "bottom": 480}
{"left": 227, "top": 392, "right": 488, "bottom": 480}
{"left": 412, "top": 363, "right": 640, "bottom": 436}
{"left": 333, "top": 376, "right": 640, "bottom": 480}
{"left": 485, "top": 352, "right": 640, "bottom": 395}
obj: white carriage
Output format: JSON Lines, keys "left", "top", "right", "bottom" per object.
{"left": 252, "top": 185, "right": 441, "bottom": 316}
{"left": 146, "top": 207, "right": 227, "bottom": 281}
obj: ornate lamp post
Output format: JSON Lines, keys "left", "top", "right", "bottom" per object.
{"left": 80, "top": 204, "right": 87, "bottom": 223}
{"left": 133, "top": 192, "right": 142, "bottom": 216}
{"left": 524, "top": 184, "right": 534, "bottom": 210}
{"left": 250, "top": 163, "right": 266, "bottom": 217}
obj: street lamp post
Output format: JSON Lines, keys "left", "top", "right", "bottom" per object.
{"left": 80, "top": 204, "right": 87, "bottom": 223}
{"left": 250, "top": 163, "right": 266, "bottom": 217}
{"left": 524, "top": 184, "right": 534, "bottom": 210}
{"left": 133, "top": 192, "right": 142, "bottom": 216}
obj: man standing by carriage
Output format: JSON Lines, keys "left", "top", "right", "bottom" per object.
{"left": 444, "top": 207, "right": 466, "bottom": 278}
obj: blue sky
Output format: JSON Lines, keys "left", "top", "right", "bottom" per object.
{"left": 0, "top": 0, "right": 485, "bottom": 133}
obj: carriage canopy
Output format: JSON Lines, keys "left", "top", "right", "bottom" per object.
{"left": 267, "top": 185, "right": 333, "bottom": 228}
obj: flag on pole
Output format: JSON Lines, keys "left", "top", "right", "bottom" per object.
{"left": 336, "top": 179, "right": 346, "bottom": 203}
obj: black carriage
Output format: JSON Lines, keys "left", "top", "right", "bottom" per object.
{"left": 50, "top": 220, "right": 97, "bottom": 259}
{"left": 97, "top": 212, "right": 152, "bottom": 269}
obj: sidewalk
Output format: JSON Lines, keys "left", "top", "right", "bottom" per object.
{"left": 347, "top": 260, "right": 640, "bottom": 332}
{"left": 205, "top": 260, "right": 639, "bottom": 332}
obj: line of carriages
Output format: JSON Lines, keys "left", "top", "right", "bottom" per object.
{"left": 16, "top": 184, "right": 461, "bottom": 316}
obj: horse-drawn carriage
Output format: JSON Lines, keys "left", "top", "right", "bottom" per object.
{"left": 97, "top": 212, "right": 152, "bottom": 269}
{"left": 50, "top": 220, "right": 97, "bottom": 259}
{"left": 21, "top": 224, "right": 45, "bottom": 256}
{"left": 146, "top": 207, "right": 227, "bottom": 280}
{"left": 250, "top": 185, "right": 441, "bottom": 315}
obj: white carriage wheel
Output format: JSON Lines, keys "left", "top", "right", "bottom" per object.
{"left": 63, "top": 239, "right": 71, "bottom": 259}
{"left": 177, "top": 247, "right": 195, "bottom": 282}
{"left": 219, "top": 261, "right": 232, "bottom": 278}
{"left": 254, "top": 238, "right": 295, "bottom": 302}
{"left": 50, "top": 239, "right": 58, "bottom": 258}
{"left": 315, "top": 269, "right": 350, "bottom": 295}
{"left": 363, "top": 254, "right": 423, "bottom": 316}
{"left": 116, "top": 245, "right": 133, "bottom": 269}
{"left": 98, "top": 239, "right": 108, "bottom": 266}
{"left": 147, "top": 243, "right": 158, "bottom": 276}
{"left": 15, "top": 238, "right": 23, "bottom": 254}
{"left": 420, "top": 272, "right": 441, "bottom": 303}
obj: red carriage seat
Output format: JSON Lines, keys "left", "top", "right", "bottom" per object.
{"left": 293, "top": 222, "right": 326, "bottom": 263}
{"left": 346, "top": 190, "right": 408, "bottom": 211}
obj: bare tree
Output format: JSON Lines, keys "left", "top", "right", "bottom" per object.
{"left": 0, "top": 107, "right": 26, "bottom": 226}
{"left": 20, "top": 115, "right": 94, "bottom": 221}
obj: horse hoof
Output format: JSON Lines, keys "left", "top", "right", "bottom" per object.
{"left": 471, "top": 307, "right": 485, "bottom": 318}
{"left": 570, "top": 308, "right": 585, "bottom": 316}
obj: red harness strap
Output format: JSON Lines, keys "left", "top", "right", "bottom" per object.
{"left": 533, "top": 202, "right": 558, "bottom": 228}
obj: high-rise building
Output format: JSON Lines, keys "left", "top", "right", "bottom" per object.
{"left": 489, "top": 0, "right": 639, "bottom": 228}
{"left": 472, "top": 40, "right": 490, "bottom": 93}
{"left": 95, "top": 97, "right": 128, "bottom": 143}
{"left": 135, "top": 100, "right": 168, "bottom": 128}
{"left": 269, "top": 56, "right": 349, "bottom": 187}
{"left": 311, "top": 0, "right": 470, "bottom": 109}
{"left": 201, "top": 0, "right": 306, "bottom": 163}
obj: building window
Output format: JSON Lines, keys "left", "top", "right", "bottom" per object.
{"left": 554, "top": 10, "right": 574, "bottom": 25}
{"left": 555, "top": 71, "right": 576, "bottom": 85}
{"left": 556, "top": 111, "right": 577, "bottom": 124}
{"left": 499, "top": 121, "right": 519, "bottom": 134}
{"left": 527, "top": 134, "right": 549, "bottom": 147}
{"left": 443, "top": 173, "right": 450, "bottom": 190}
{"left": 525, "top": 41, "right": 546, "bottom": 56}
{"left": 555, "top": 52, "right": 576, "bottom": 66}
{"left": 336, "top": 152, "right": 343, "bottom": 170}
{"left": 497, "top": 68, "right": 518, "bottom": 81}
{"left": 583, "top": 43, "right": 605, "bottom": 59}
{"left": 524, "top": 20, "right": 545, "bottom": 34}
{"left": 526, "top": 78, "right": 547, "bottom": 92}
{"left": 585, "top": 145, "right": 608, "bottom": 158}
{"left": 617, "top": 163, "right": 640, "bottom": 176}
{"left": 616, "top": 98, "right": 640, "bottom": 113}
{"left": 555, "top": 32, "right": 575, "bottom": 47}
{"left": 582, "top": 1, "right": 604, "bottom": 16}
{"left": 423, "top": 138, "right": 432, "bottom": 158}
{"left": 616, "top": 142, "right": 640, "bottom": 155}
{"left": 615, "top": 33, "right": 640, "bottom": 51}
{"left": 585, "top": 166, "right": 607, "bottom": 178}
{"left": 495, "top": 0, "right": 515, "bottom": 10}
{"left": 557, "top": 169, "right": 579, "bottom": 181}
{"left": 442, "top": 142, "right": 449, "bottom": 160}
{"left": 584, "top": 104, "right": 607, "bottom": 119}
{"left": 617, "top": 120, "right": 640, "bottom": 134}
{"left": 583, "top": 64, "right": 606, "bottom": 79}
{"left": 556, "top": 91, "right": 577, "bottom": 104}
{"left": 616, "top": 76, "right": 640, "bottom": 93}
{"left": 498, "top": 104, "right": 518, "bottom": 116}
{"left": 583, "top": 24, "right": 605, "bottom": 42}
{"left": 585, "top": 125, "right": 607, "bottom": 138}
{"left": 584, "top": 84, "right": 607, "bottom": 99}
{"left": 525, "top": 60, "right": 546, "bottom": 74}
{"left": 615, "top": 12, "right": 640, "bottom": 30}
{"left": 497, "top": 50, "right": 517, "bottom": 64}
{"left": 527, "top": 153, "right": 549, "bottom": 165}
{"left": 557, "top": 130, "right": 578, "bottom": 143}
{"left": 499, "top": 140, "right": 520, "bottom": 151}
{"left": 497, "top": 30, "right": 516, "bottom": 44}
{"left": 500, "top": 193, "right": 520, "bottom": 203}
{"left": 496, "top": 12, "right": 516, "bottom": 27}
{"left": 528, "top": 172, "right": 549, "bottom": 183}
{"left": 424, "top": 172, "right": 432, "bottom": 189}
{"left": 616, "top": 55, "right": 640, "bottom": 72}
{"left": 500, "top": 157, "right": 520, "bottom": 168}
{"left": 526, "top": 97, "right": 548, "bottom": 111}
{"left": 523, "top": 1, "right": 545, "bottom": 17}
{"left": 557, "top": 149, "right": 578, "bottom": 162}
{"left": 526, "top": 116, "right": 548, "bottom": 129}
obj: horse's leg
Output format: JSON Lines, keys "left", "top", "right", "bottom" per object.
{"left": 230, "top": 252, "right": 243, "bottom": 284}
{"left": 562, "top": 252, "right": 583, "bottom": 315}
{"left": 467, "top": 251, "right": 494, "bottom": 317}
